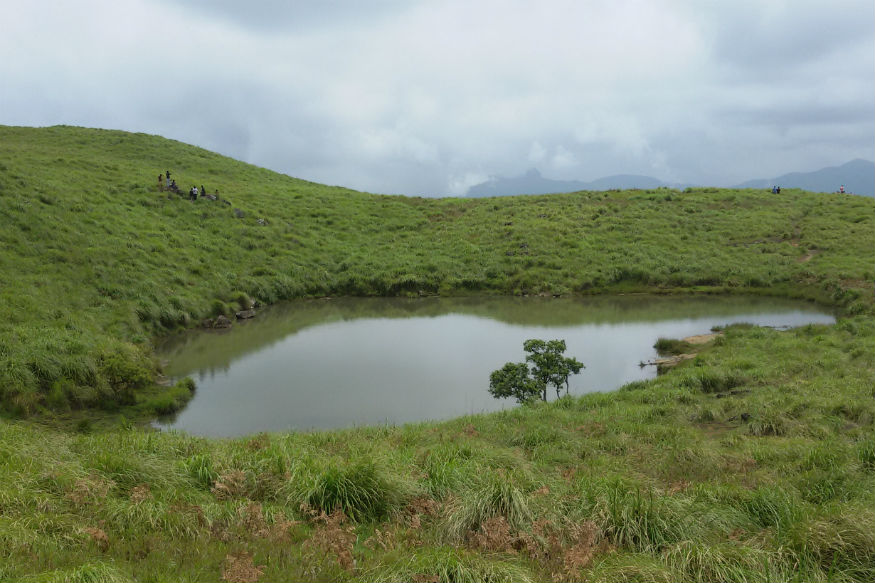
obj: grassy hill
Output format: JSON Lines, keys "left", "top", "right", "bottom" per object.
{"left": 2, "top": 125, "right": 872, "bottom": 416}
{"left": 0, "top": 125, "right": 873, "bottom": 582}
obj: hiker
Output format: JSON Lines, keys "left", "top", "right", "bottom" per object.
{"left": 158, "top": 174, "right": 164, "bottom": 191}
{"left": 189, "top": 185, "right": 199, "bottom": 201}
{"left": 840, "top": 185, "right": 845, "bottom": 194}
{"left": 165, "top": 171, "right": 171, "bottom": 189}
{"left": 776, "top": 186, "right": 781, "bottom": 194}
{"left": 170, "top": 179, "right": 178, "bottom": 193}
{"left": 200, "top": 185, "right": 206, "bottom": 198}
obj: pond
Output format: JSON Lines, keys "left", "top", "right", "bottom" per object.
{"left": 154, "top": 295, "right": 835, "bottom": 437}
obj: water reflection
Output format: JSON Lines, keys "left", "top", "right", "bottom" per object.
{"left": 155, "top": 295, "right": 834, "bottom": 436}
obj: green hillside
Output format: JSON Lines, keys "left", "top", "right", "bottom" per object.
{"left": 2, "top": 125, "right": 872, "bottom": 416}
{"left": 0, "top": 125, "right": 873, "bottom": 582}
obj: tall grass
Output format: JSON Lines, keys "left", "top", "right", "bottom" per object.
{"left": 0, "top": 125, "right": 873, "bottom": 581}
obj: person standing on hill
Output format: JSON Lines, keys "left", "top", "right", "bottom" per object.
{"left": 840, "top": 185, "right": 845, "bottom": 194}
{"left": 165, "top": 170, "right": 171, "bottom": 189}
{"left": 158, "top": 174, "right": 164, "bottom": 191}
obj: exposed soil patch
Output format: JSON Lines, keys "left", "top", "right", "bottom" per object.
{"left": 681, "top": 332, "right": 721, "bottom": 344}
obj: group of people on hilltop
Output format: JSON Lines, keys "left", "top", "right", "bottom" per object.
{"left": 158, "top": 170, "right": 220, "bottom": 201}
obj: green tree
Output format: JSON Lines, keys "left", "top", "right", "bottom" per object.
{"left": 488, "top": 362, "right": 540, "bottom": 404}
{"left": 488, "top": 339, "right": 585, "bottom": 404}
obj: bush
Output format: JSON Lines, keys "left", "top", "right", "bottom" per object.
{"left": 142, "top": 378, "right": 196, "bottom": 416}
{"left": 96, "top": 343, "right": 153, "bottom": 406}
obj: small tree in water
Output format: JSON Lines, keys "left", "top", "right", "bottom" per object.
{"left": 488, "top": 339, "right": 584, "bottom": 404}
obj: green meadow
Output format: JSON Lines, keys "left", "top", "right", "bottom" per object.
{"left": 0, "top": 125, "right": 873, "bottom": 582}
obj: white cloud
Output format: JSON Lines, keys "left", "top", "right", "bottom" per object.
{"left": 1, "top": 0, "right": 872, "bottom": 195}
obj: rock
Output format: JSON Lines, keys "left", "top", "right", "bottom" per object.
{"left": 235, "top": 309, "right": 256, "bottom": 320}
{"left": 256, "top": 218, "right": 267, "bottom": 226}
{"left": 214, "top": 315, "right": 233, "bottom": 328}
{"left": 234, "top": 208, "right": 245, "bottom": 218}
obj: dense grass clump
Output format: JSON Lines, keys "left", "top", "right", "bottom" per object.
{"left": 295, "top": 460, "right": 404, "bottom": 522}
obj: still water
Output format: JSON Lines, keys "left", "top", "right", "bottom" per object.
{"left": 154, "top": 295, "right": 834, "bottom": 436}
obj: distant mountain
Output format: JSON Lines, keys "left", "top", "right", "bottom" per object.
{"left": 465, "top": 160, "right": 874, "bottom": 198}
{"left": 733, "top": 159, "right": 874, "bottom": 197}
{"left": 465, "top": 168, "right": 671, "bottom": 198}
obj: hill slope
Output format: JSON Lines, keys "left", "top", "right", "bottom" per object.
{"left": 0, "top": 125, "right": 874, "bottom": 582}
{"left": 1, "top": 125, "right": 873, "bottom": 415}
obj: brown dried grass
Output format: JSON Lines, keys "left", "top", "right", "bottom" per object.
{"left": 212, "top": 470, "right": 248, "bottom": 500}
{"left": 66, "top": 475, "right": 113, "bottom": 506}
{"left": 129, "top": 483, "right": 152, "bottom": 503}
{"left": 302, "top": 508, "right": 357, "bottom": 571}
{"left": 82, "top": 526, "right": 110, "bottom": 552}
{"left": 236, "top": 502, "right": 298, "bottom": 542}
{"left": 364, "top": 527, "right": 397, "bottom": 552}
{"left": 221, "top": 551, "right": 264, "bottom": 583}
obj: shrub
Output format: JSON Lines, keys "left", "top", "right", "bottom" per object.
{"left": 96, "top": 343, "right": 152, "bottom": 406}
{"left": 142, "top": 378, "right": 196, "bottom": 416}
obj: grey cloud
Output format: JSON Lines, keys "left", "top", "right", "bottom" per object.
{"left": 1, "top": 0, "right": 872, "bottom": 197}
{"left": 155, "top": 0, "right": 408, "bottom": 32}
{"left": 704, "top": 1, "right": 874, "bottom": 79}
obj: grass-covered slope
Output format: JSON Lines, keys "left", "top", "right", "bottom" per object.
{"left": 1, "top": 125, "right": 872, "bottom": 416}
{"left": 1, "top": 125, "right": 874, "bottom": 581}
{"left": 1, "top": 321, "right": 872, "bottom": 582}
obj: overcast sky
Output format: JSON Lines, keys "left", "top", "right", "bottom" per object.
{"left": 2, "top": 1, "right": 873, "bottom": 196}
